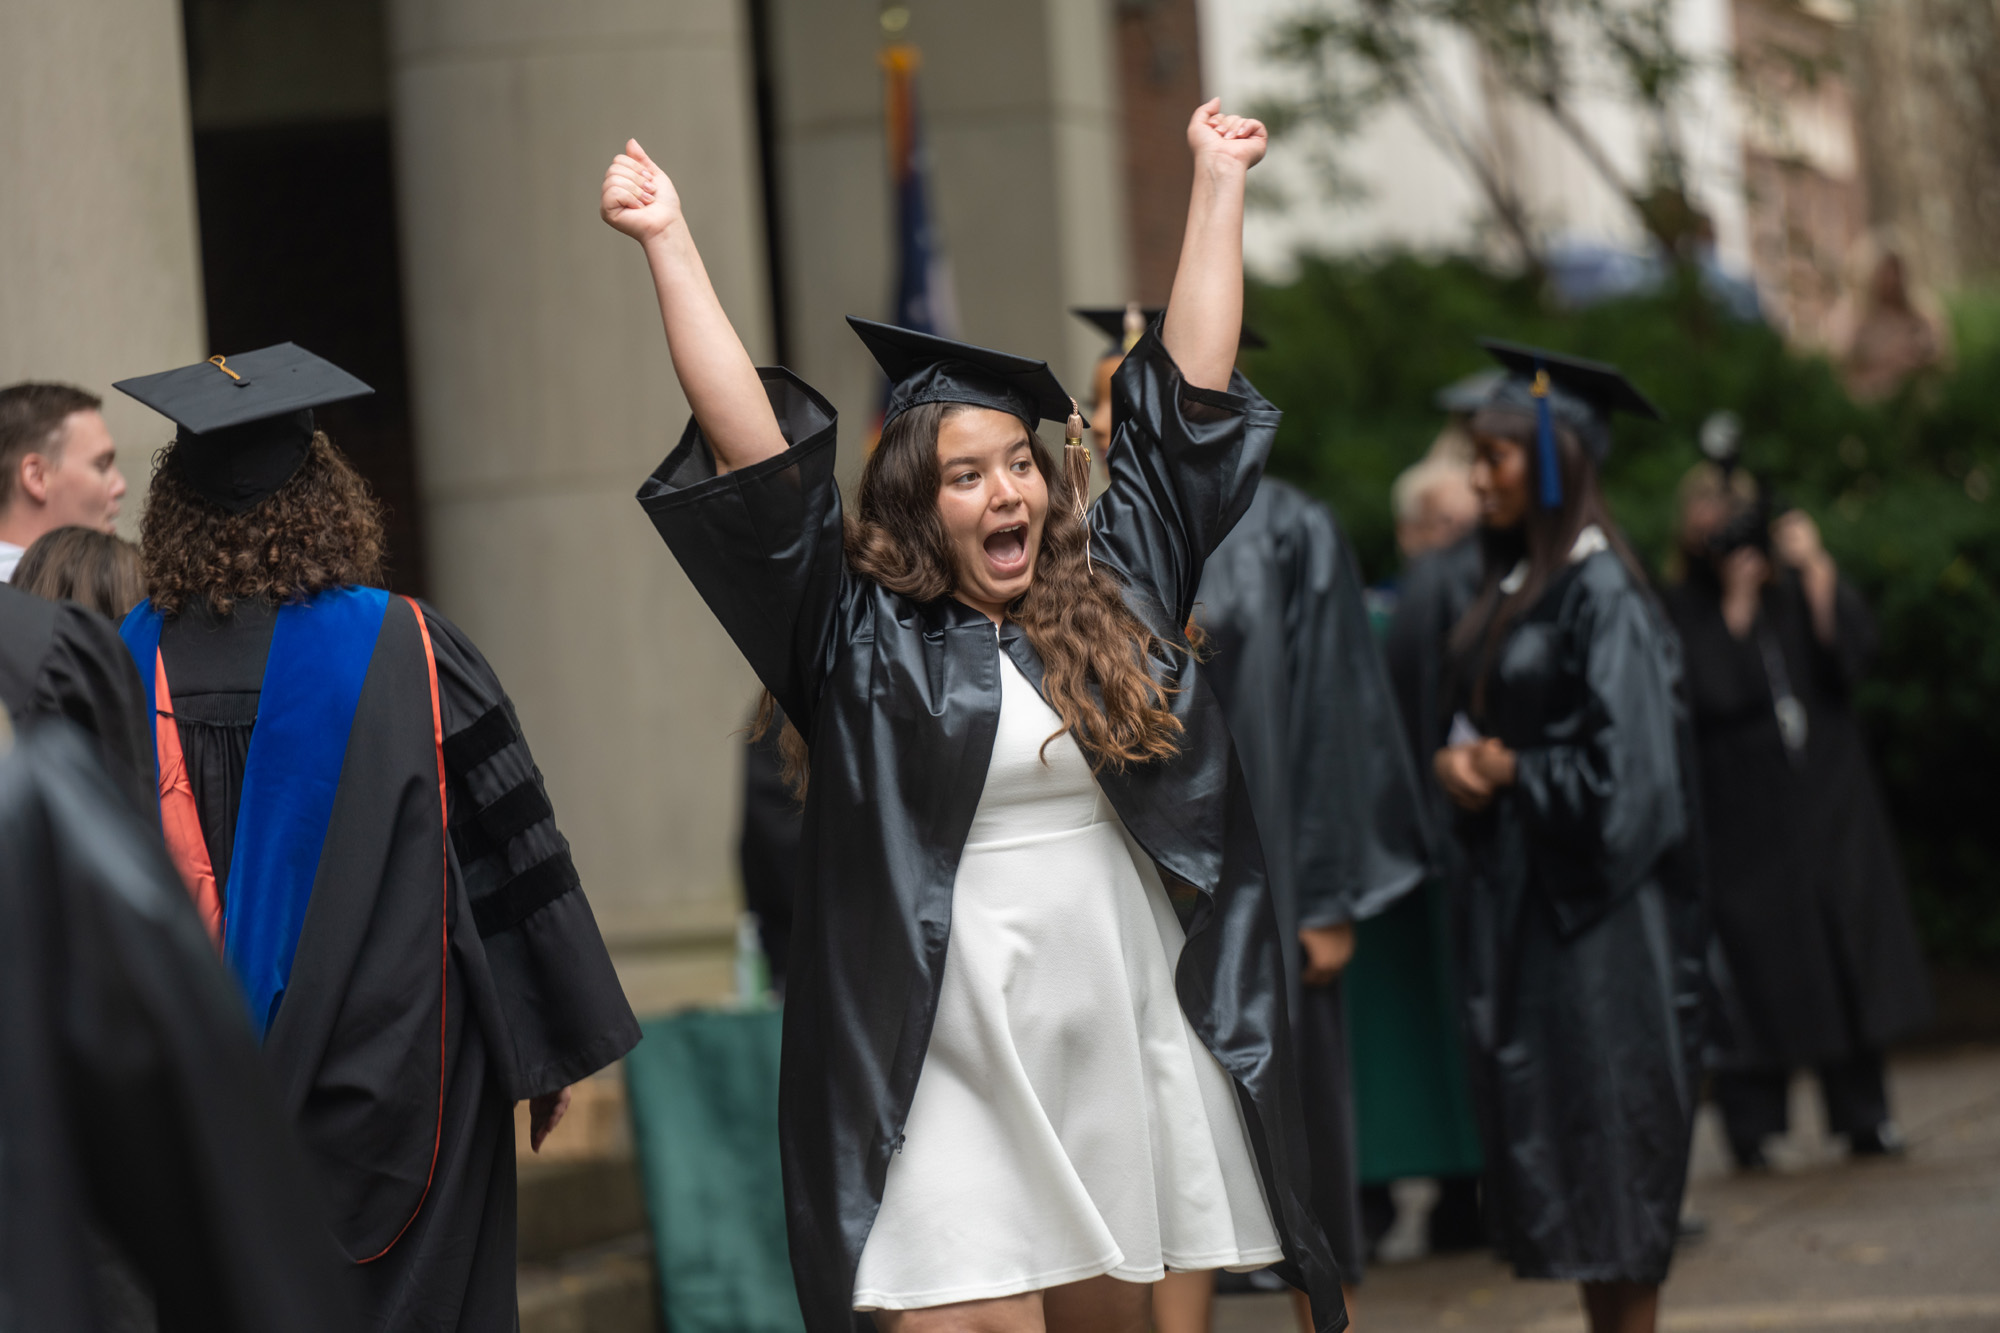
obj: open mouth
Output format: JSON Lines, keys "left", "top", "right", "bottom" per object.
{"left": 982, "top": 523, "right": 1030, "bottom": 576}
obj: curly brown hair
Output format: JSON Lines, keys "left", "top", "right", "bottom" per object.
{"left": 759, "top": 401, "right": 1184, "bottom": 793}
{"left": 142, "top": 432, "right": 387, "bottom": 616}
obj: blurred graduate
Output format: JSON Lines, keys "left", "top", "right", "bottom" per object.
{"left": 112, "top": 346, "right": 639, "bottom": 1330}
{"left": 1431, "top": 344, "right": 1705, "bottom": 1333}
{"left": 1076, "top": 307, "right": 1429, "bottom": 1332}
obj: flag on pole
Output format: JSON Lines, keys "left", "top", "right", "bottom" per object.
{"left": 881, "top": 41, "right": 959, "bottom": 340}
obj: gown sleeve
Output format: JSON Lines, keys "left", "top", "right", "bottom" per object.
{"left": 1510, "top": 564, "right": 1687, "bottom": 930}
{"left": 1092, "top": 325, "right": 1282, "bottom": 630}
{"left": 1286, "top": 497, "right": 1430, "bottom": 929}
{"left": 36, "top": 602, "right": 156, "bottom": 823}
{"left": 421, "top": 603, "right": 640, "bottom": 1099}
{"left": 636, "top": 370, "right": 848, "bottom": 738}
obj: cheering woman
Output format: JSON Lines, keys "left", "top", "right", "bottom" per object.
{"left": 606, "top": 101, "right": 1342, "bottom": 1333}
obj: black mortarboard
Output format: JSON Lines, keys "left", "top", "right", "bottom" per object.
{"left": 1069, "top": 306, "right": 1267, "bottom": 354}
{"left": 114, "top": 343, "right": 374, "bottom": 513}
{"left": 1475, "top": 339, "right": 1662, "bottom": 509}
{"left": 848, "top": 317, "right": 1084, "bottom": 430}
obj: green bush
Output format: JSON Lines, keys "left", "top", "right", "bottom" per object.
{"left": 1242, "top": 254, "right": 2000, "bottom": 967}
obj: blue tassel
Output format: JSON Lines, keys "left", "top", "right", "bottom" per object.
{"left": 1532, "top": 367, "right": 1562, "bottom": 509}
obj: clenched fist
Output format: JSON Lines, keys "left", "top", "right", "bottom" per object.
{"left": 601, "top": 138, "right": 682, "bottom": 245}
{"left": 1187, "top": 97, "right": 1267, "bottom": 173}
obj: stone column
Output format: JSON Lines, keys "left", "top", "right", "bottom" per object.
{"left": 388, "top": 0, "right": 774, "bottom": 1012}
{"left": 768, "top": 0, "right": 1129, "bottom": 485}
{"left": 0, "top": 0, "right": 206, "bottom": 532}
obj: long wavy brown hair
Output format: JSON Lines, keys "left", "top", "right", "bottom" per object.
{"left": 142, "top": 432, "right": 387, "bottom": 616}
{"left": 757, "top": 400, "right": 1185, "bottom": 792}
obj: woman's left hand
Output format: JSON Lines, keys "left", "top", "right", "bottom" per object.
{"left": 1468, "top": 736, "right": 1517, "bottom": 788}
{"left": 1186, "top": 98, "right": 1267, "bottom": 173}
{"left": 1299, "top": 922, "right": 1357, "bottom": 986}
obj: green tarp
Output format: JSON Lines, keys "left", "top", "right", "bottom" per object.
{"left": 625, "top": 1008, "right": 805, "bottom": 1333}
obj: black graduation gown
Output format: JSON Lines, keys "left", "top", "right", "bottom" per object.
{"left": 639, "top": 328, "right": 1346, "bottom": 1333}
{"left": 0, "top": 581, "right": 154, "bottom": 818}
{"left": 1194, "top": 477, "right": 1429, "bottom": 1279}
{"left": 1449, "top": 551, "right": 1705, "bottom": 1285}
{"left": 153, "top": 593, "right": 640, "bottom": 1331}
{"left": 0, "top": 721, "right": 357, "bottom": 1333}
{"left": 1660, "top": 570, "right": 1930, "bottom": 1067}
{"left": 740, "top": 710, "right": 803, "bottom": 990}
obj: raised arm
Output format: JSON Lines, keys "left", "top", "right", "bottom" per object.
{"left": 601, "top": 139, "right": 787, "bottom": 472}
{"left": 1160, "top": 100, "right": 1266, "bottom": 391}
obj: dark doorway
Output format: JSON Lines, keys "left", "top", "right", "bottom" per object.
{"left": 181, "top": 0, "right": 423, "bottom": 594}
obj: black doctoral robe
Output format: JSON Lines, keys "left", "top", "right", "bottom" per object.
{"left": 1660, "top": 568, "right": 1930, "bottom": 1067}
{"left": 0, "top": 580, "right": 153, "bottom": 818}
{"left": 1448, "top": 549, "right": 1706, "bottom": 1284}
{"left": 1194, "top": 477, "right": 1429, "bottom": 1279}
{"left": 150, "top": 593, "right": 641, "bottom": 1331}
{"left": 0, "top": 721, "right": 356, "bottom": 1333}
{"left": 639, "top": 329, "right": 1345, "bottom": 1333}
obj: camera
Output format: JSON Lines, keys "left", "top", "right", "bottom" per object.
{"left": 1698, "top": 411, "right": 1777, "bottom": 559}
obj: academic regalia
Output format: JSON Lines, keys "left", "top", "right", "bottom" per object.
{"left": 740, "top": 707, "right": 802, "bottom": 990}
{"left": 0, "top": 579, "right": 154, "bottom": 819}
{"left": 1349, "top": 533, "right": 1485, "bottom": 1190}
{"left": 1194, "top": 477, "right": 1429, "bottom": 1281}
{"left": 639, "top": 322, "right": 1345, "bottom": 1333}
{"left": 0, "top": 721, "right": 357, "bottom": 1333}
{"left": 112, "top": 345, "right": 641, "bottom": 1330}
{"left": 1661, "top": 565, "right": 1929, "bottom": 1150}
{"left": 1445, "top": 345, "right": 1705, "bottom": 1285}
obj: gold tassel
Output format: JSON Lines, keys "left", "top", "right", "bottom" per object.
{"left": 1064, "top": 397, "right": 1092, "bottom": 574}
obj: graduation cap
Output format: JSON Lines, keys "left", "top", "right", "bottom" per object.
{"left": 115, "top": 343, "right": 374, "bottom": 513}
{"left": 1476, "top": 338, "right": 1663, "bottom": 508}
{"left": 848, "top": 316, "right": 1084, "bottom": 430}
{"left": 1070, "top": 306, "right": 1268, "bottom": 355}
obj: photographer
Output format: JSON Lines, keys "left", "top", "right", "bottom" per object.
{"left": 1662, "top": 458, "right": 1931, "bottom": 1170}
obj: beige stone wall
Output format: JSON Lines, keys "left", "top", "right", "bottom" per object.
{"left": 387, "top": 0, "right": 774, "bottom": 1013}
{"left": 767, "top": 0, "right": 1129, "bottom": 486}
{"left": 0, "top": 0, "right": 206, "bottom": 532}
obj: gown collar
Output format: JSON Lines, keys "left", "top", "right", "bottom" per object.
{"left": 1498, "top": 523, "right": 1607, "bottom": 595}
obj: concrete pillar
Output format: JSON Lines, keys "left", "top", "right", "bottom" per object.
{"left": 768, "top": 0, "right": 1129, "bottom": 485}
{"left": 388, "top": 0, "right": 774, "bottom": 1012}
{"left": 0, "top": 0, "right": 206, "bottom": 533}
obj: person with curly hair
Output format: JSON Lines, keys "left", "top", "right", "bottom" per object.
{"left": 612, "top": 100, "right": 1345, "bottom": 1333}
{"left": 110, "top": 344, "right": 640, "bottom": 1331}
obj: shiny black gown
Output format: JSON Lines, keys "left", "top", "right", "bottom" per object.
{"left": 0, "top": 722, "right": 356, "bottom": 1333}
{"left": 1448, "top": 548, "right": 1705, "bottom": 1284}
{"left": 1660, "top": 569, "right": 1929, "bottom": 1071}
{"left": 153, "top": 594, "right": 639, "bottom": 1331}
{"left": 1195, "top": 477, "right": 1429, "bottom": 1279}
{"left": 640, "top": 329, "right": 1345, "bottom": 1333}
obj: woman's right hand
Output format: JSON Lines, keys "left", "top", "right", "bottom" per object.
{"left": 1435, "top": 744, "right": 1495, "bottom": 812}
{"left": 600, "top": 139, "right": 683, "bottom": 245}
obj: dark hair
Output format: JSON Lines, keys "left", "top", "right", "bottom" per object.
{"left": 13, "top": 526, "right": 144, "bottom": 620}
{"left": 142, "top": 432, "right": 387, "bottom": 616}
{"left": 756, "top": 400, "right": 1184, "bottom": 794}
{"left": 1447, "top": 403, "right": 1651, "bottom": 716}
{"left": 0, "top": 383, "right": 101, "bottom": 511}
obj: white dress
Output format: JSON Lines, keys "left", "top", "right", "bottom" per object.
{"left": 852, "top": 649, "right": 1282, "bottom": 1311}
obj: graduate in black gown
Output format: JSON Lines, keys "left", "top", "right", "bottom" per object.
{"left": 1194, "top": 475, "right": 1430, "bottom": 1316}
{"left": 0, "top": 577, "right": 153, "bottom": 817}
{"left": 1661, "top": 466, "right": 1929, "bottom": 1167}
{"left": 109, "top": 345, "right": 640, "bottom": 1331}
{"left": 1431, "top": 343, "right": 1704, "bottom": 1333}
{"left": 0, "top": 718, "right": 355, "bottom": 1333}
{"left": 611, "top": 99, "right": 1347, "bottom": 1333}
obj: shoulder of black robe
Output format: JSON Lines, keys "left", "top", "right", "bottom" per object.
{"left": 1490, "top": 552, "right": 1695, "bottom": 937}
{"left": 0, "top": 583, "right": 154, "bottom": 821}
{"left": 258, "top": 594, "right": 637, "bottom": 1265}
{"left": 1197, "top": 478, "right": 1428, "bottom": 940}
{"left": 638, "top": 348, "right": 1346, "bottom": 1333}
{"left": 0, "top": 722, "right": 356, "bottom": 1333}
